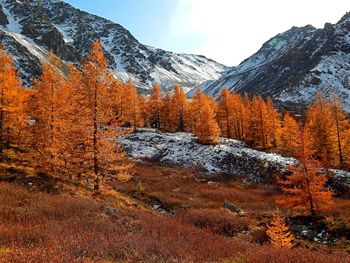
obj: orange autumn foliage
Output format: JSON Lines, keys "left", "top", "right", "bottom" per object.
{"left": 266, "top": 209, "right": 294, "bottom": 249}
{"left": 278, "top": 113, "right": 303, "bottom": 157}
{"left": 277, "top": 156, "right": 333, "bottom": 216}
{"left": 246, "top": 96, "right": 280, "bottom": 149}
{"left": 25, "top": 43, "right": 131, "bottom": 188}
{"left": 2, "top": 39, "right": 350, "bottom": 191}
{"left": 0, "top": 48, "right": 28, "bottom": 153}
{"left": 79, "top": 41, "right": 132, "bottom": 190}
{"left": 305, "top": 93, "right": 350, "bottom": 168}
{"left": 193, "top": 91, "right": 221, "bottom": 144}
{"left": 160, "top": 89, "right": 173, "bottom": 131}
{"left": 29, "top": 52, "right": 66, "bottom": 173}
{"left": 147, "top": 84, "right": 163, "bottom": 128}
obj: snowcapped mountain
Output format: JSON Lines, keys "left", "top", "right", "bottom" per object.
{"left": 0, "top": 0, "right": 225, "bottom": 90}
{"left": 196, "top": 13, "right": 350, "bottom": 111}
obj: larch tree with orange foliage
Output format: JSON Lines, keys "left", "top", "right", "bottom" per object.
{"left": 57, "top": 64, "right": 87, "bottom": 177}
{"left": 229, "top": 92, "right": 246, "bottom": 140}
{"left": 217, "top": 88, "right": 232, "bottom": 138}
{"left": 278, "top": 113, "right": 303, "bottom": 157}
{"left": 264, "top": 98, "right": 280, "bottom": 148}
{"left": 147, "top": 84, "right": 163, "bottom": 129}
{"left": 10, "top": 88, "right": 31, "bottom": 151}
{"left": 138, "top": 95, "right": 148, "bottom": 127}
{"left": 329, "top": 95, "right": 350, "bottom": 168}
{"left": 277, "top": 136, "right": 333, "bottom": 216}
{"left": 266, "top": 209, "right": 294, "bottom": 249}
{"left": 217, "top": 88, "right": 247, "bottom": 140}
{"left": 194, "top": 93, "right": 221, "bottom": 145}
{"left": 110, "top": 79, "right": 126, "bottom": 124}
{"left": 305, "top": 93, "right": 338, "bottom": 167}
{"left": 171, "top": 85, "right": 187, "bottom": 132}
{"left": 247, "top": 96, "right": 280, "bottom": 149}
{"left": 79, "top": 41, "right": 131, "bottom": 190}
{"left": 184, "top": 88, "right": 201, "bottom": 133}
{"left": 29, "top": 52, "right": 66, "bottom": 173}
{"left": 122, "top": 81, "right": 142, "bottom": 131}
{"left": 247, "top": 96, "right": 268, "bottom": 149}
{"left": 0, "top": 48, "right": 28, "bottom": 154}
{"left": 159, "top": 89, "right": 172, "bottom": 131}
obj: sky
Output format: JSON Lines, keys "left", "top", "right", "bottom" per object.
{"left": 64, "top": 0, "right": 350, "bottom": 66}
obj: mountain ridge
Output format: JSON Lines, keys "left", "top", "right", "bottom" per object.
{"left": 0, "top": 0, "right": 225, "bottom": 90}
{"left": 195, "top": 13, "right": 350, "bottom": 112}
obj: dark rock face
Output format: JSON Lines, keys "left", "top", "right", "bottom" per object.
{"left": 40, "top": 29, "right": 80, "bottom": 62}
{"left": 0, "top": 0, "right": 225, "bottom": 89}
{"left": 0, "top": 6, "right": 8, "bottom": 25}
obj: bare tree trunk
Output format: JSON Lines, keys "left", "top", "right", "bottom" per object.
{"left": 93, "top": 83, "right": 99, "bottom": 191}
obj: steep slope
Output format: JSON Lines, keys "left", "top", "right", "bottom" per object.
{"left": 0, "top": 0, "right": 225, "bottom": 89}
{"left": 197, "top": 13, "right": 350, "bottom": 111}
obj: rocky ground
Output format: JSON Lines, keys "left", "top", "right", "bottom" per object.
{"left": 121, "top": 129, "right": 350, "bottom": 194}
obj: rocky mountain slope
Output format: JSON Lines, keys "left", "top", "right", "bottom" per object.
{"left": 0, "top": 0, "right": 225, "bottom": 90}
{"left": 196, "top": 14, "right": 350, "bottom": 111}
{"left": 121, "top": 128, "right": 350, "bottom": 193}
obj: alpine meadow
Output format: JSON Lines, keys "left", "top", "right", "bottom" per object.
{"left": 1, "top": 0, "right": 350, "bottom": 262}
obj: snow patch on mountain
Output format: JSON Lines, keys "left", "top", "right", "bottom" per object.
{"left": 277, "top": 52, "right": 350, "bottom": 112}
{"left": 4, "top": 29, "right": 49, "bottom": 61}
{"left": 1, "top": 4, "right": 21, "bottom": 33}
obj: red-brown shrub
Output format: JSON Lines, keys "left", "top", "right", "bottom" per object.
{"left": 175, "top": 208, "right": 250, "bottom": 237}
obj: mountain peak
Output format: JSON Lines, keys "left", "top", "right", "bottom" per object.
{"left": 339, "top": 11, "right": 350, "bottom": 22}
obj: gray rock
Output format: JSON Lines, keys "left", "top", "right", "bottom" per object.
{"left": 100, "top": 204, "right": 119, "bottom": 216}
{"left": 224, "top": 202, "right": 240, "bottom": 214}
{"left": 0, "top": 6, "right": 8, "bottom": 25}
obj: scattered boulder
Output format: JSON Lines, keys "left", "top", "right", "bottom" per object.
{"left": 224, "top": 202, "right": 240, "bottom": 214}
{"left": 100, "top": 204, "right": 119, "bottom": 217}
{"left": 289, "top": 216, "right": 330, "bottom": 244}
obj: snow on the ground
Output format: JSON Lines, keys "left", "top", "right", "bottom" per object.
{"left": 332, "top": 169, "right": 350, "bottom": 185}
{"left": 121, "top": 129, "right": 350, "bottom": 189}
{"left": 121, "top": 129, "right": 295, "bottom": 182}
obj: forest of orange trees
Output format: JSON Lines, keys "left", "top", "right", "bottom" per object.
{"left": 1, "top": 40, "right": 350, "bottom": 193}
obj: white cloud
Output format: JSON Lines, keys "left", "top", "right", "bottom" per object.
{"left": 170, "top": 0, "right": 350, "bottom": 65}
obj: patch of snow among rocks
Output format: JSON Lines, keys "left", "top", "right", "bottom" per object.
{"left": 121, "top": 129, "right": 295, "bottom": 181}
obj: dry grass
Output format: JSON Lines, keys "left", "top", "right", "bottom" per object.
{"left": 0, "top": 160, "right": 349, "bottom": 262}
{"left": 0, "top": 182, "right": 347, "bottom": 262}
